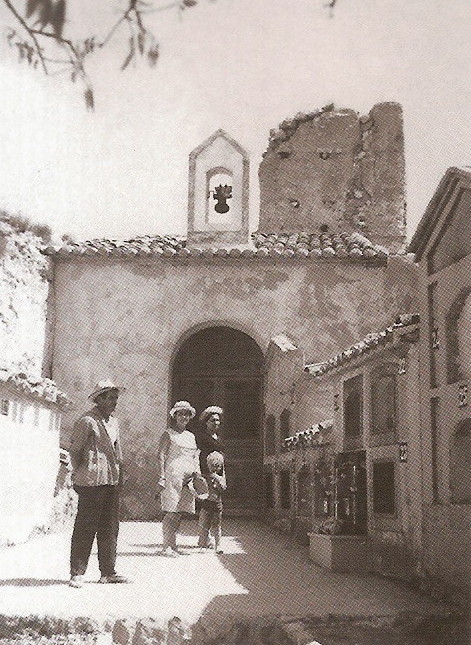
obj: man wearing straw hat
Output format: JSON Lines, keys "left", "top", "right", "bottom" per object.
{"left": 68, "top": 380, "right": 129, "bottom": 588}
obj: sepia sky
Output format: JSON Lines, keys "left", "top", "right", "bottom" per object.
{"left": 0, "top": 0, "right": 470, "bottom": 241}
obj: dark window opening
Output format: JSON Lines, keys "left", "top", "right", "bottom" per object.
{"left": 428, "top": 282, "right": 438, "bottom": 388}
{"left": 280, "top": 408, "right": 291, "bottom": 440}
{"left": 431, "top": 397, "right": 440, "bottom": 503}
{"left": 344, "top": 375, "right": 363, "bottom": 437}
{"left": 313, "top": 464, "right": 330, "bottom": 517}
{"left": 296, "top": 465, "right": 311, "bottom": 516}
{"left": 280, "top": 470, "right": 291, "bottom": 509}
{"left": 450, "top": 419, "right": 471, "bottom": 505}
{"left": 373, "top": 462, "right": 395, "bottom": 514}
{"left": 264, "top": 471, "right": 274, "bottom": 508}
{"left": 371, "top": 370, "right": 397, "bottom": 434}
{"left": 1, "top": 400, "right": 9, "bottom": 416}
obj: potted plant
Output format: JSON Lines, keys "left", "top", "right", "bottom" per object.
{"left": 308, "top": 454, "right": 370, "bottom": 573}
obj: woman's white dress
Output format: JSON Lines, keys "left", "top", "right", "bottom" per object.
{"left": 159, "top": 428, "right": 200, "bottom": 514}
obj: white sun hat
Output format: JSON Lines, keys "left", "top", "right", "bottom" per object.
{"left": 169, "top": 400, "right": 196, "bottom": 418}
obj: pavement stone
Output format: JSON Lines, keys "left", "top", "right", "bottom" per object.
{"left": 0, "top": 520, "right": 450, "bottom": 635}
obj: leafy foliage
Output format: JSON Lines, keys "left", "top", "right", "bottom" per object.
{"left": 0, "top": 209, "right": 52, "bottom": 242}
{"left": 2, "top": 0, "right": 205, "bottom": 108}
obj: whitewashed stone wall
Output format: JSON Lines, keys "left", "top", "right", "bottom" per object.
{"left": 0, "top": 223, "right": 51, "bottom": 378}
{"left": 0, "top": 386, "right": 62, "bottom": 545}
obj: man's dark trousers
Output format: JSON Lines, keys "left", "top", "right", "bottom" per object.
{"left": 70, "top": 485, "right": 120, "bottom": 577}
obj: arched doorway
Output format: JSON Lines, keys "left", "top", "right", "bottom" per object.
{"left": 172, "top": 326, "right": 264, "bottom": 515}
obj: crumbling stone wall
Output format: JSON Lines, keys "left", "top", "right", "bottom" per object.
{"left": 0, "top": 220, "right": 51, "bottom": 378}
{"left": 259, "top": 103, "right": 406, "bottom": 252}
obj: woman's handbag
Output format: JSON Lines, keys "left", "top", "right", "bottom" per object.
{"left": 187, "top": 473, "right": 209, "bottom": 499}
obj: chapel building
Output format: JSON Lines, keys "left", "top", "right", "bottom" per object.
{"left": 43, "top": 102, "right": 418, "bottom": 518}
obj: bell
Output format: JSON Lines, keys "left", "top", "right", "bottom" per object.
{"left": 215, "top": 200, "right": 230, "bottom": 214}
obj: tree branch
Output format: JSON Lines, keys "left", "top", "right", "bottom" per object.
{"left": 2, "top": 0, "right": 48, "bottom": 73}
{"left": 1, "top": 0, "right": 204, "bottom": 107}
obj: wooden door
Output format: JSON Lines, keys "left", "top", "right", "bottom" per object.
{"left": 173, "top": 375, "right": 263, "bottom": 514}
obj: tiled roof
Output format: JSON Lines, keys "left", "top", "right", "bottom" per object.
{"left": 45, "top": 231, "right": 388, "bottom": 263}
{"left": 44, "top": 235, "right": 186, "bottom": 257}
{"left": 283, "top": 419, "right": 333, "bottom": 451}
{"left": 252, "top": 231, "right": 388, "bottom": 259}
{"left": 0, "top": 368, "right": 72, "bottom": 408}
{"left": 304, "top": 313, "right": 420, "bottom": 377}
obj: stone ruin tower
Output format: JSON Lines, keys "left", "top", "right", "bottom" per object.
{"left": 258, "top": 102, "right": 406, "bottom": 253}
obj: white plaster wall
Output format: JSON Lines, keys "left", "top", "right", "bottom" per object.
{"left": 0, "top": 388, "right": 61, "bottom": 545}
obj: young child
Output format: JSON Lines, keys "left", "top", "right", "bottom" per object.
{"left": 197, "top": 451, "right": 226, "bottom": 553}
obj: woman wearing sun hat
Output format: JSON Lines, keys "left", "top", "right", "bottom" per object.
{"left": 157, "top": 400, "right": 206, "bottom": 556}
{"left": 194, "top": 406, "right": 225, "bottom": 476}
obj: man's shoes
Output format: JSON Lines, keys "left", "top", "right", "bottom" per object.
{"left": 98, "top": 574, "right": 130, "bottom": 584}
{"left": 161, "top": 547, "right": 178, "bottom": 557}
{"left": 69, "top": 575, "right": 84, "bottom": 588}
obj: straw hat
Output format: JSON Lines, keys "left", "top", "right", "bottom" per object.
{"left": 88, "top": 379, "right": 124, "bottom": 401}
{"left": 169, "top": 400, "right": 196, "bottom": 418}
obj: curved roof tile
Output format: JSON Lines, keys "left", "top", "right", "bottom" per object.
{"left": 44, "top": 231, "right": 388, "bottom": 263}
{"left": 0, "top": 369, "right": 72, "bottom": 408}
{"left": 304, "top": 313, "right": 420, "bottom": 377}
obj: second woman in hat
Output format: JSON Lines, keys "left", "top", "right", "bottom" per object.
{"left": 157, "top": 400, "right": 201, "bottom": 556}
{"left": 194, "top": 406, "right": 224, "bottom": 476}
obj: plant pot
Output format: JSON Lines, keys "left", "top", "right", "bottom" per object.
{"left": 308, "top": 532, "right": 371, "bottom": 573}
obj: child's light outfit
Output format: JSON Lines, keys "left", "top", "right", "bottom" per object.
{"left": 198, "top": 469, "right": 226, "bottom": 551}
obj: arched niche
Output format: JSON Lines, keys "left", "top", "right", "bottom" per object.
{"left": 188, "top": 130, "right": 249, "bottom": 246}
{"left": 446, "top": 288, "right": 471, "bottom": 384}
{"left": 206, "top": 167, "right": 233, "bottom": 223}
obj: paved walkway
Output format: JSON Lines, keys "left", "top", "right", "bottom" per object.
{"left": 0, "top": 520, "right": 445, "bottom": 628}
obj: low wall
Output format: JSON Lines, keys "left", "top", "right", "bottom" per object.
{"left": 0, "top": 388, "right": 62, "bottom": 546}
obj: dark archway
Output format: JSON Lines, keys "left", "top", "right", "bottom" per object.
{"left": 172, "top": 326, "right": 264, "bottom": 515}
